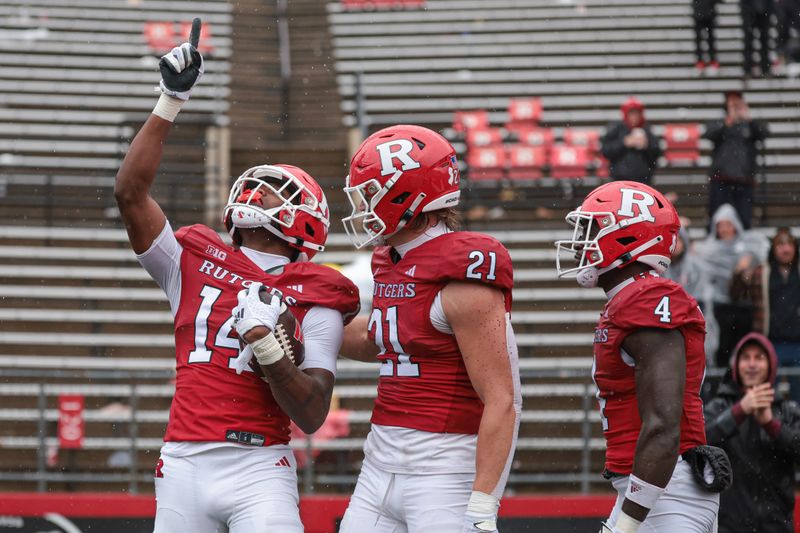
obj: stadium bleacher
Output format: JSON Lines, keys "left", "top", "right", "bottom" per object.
{"left": 327, "top": 0, "right": 800, "bottom": 226}
{"left": 0, "top": 0, "right": 232, "bottom": 228}
{"left": 0, "top": 0, "right": 798, "bottom": 500}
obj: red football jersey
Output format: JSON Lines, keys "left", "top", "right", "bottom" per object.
{"left": 593, "top": 273, "right": 707, "bottom": 474}
{"left": 369, "top": 232, "right": 513, "bottom": 434}
{"left": 166, "top": 225, "right": 359, "bottom": 445}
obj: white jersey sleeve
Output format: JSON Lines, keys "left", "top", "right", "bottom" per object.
{"left": 298, "top": 306, "right": 344, "bottom": 375}
{"left": 135, "top": 221, "right": 183, "bottom": 315}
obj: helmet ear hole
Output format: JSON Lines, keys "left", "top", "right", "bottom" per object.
{"left": 617, "top": 236, "right": 636, "bottom": 246}
{"left": 305, "top": 223, "right": 315, "bottom": 237}
{"left": 391, "top": 192, "right": 411, "bottom": 204}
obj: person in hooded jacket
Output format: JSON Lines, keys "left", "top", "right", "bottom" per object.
{"left": 601, "top": 97, "right": 662, "bottom": 184}
{"left": 692, "top": 204, "right": 768, "bottom": 367}
{"left": 704, "top": 332, "right": 800, "bottom": 533}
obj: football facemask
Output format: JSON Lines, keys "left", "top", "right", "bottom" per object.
{"left": 224, "top": 165, "right": 329, "bottom": 256}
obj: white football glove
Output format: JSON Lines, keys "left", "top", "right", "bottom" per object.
{"left": 462, "top": 491, "right": 499, "bottom": 533}
{"left": 158, "top": 18, "right": 204, "bottom": 101}
{"left": 232, "top": 283, "right": 282, "bottom": 339}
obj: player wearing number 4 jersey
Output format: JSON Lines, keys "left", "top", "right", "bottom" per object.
{"left": 556, "top": 181, "right": 731, "bottom": 533}
{"left": 339, "top": 125, "right": 522, "bottom": 533}
{"left": 114, "top": 20, "right": 359, "bottom": 533}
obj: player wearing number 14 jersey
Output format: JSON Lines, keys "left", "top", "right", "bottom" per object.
{"left": 339, "top": 125, "right": 521, "bottom": 533}
{"left": 114, "top": 30, "right": 358, "bottom": 533}
{"left": 556, "top": 181, "right": 729, "bottom": 533}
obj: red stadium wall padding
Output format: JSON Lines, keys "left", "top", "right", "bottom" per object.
{"left": 1, "top": 492, "right": 798, "bottom": 532}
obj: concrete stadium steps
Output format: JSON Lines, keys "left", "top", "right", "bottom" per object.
{"left": 327, "top": 0, "right": 800, "bottom": 227}
{"left": 0, "top": 0, "right": 232, "bottom": 227}
{"left": 328, "top": 0, "right": 790, "bottom": 127}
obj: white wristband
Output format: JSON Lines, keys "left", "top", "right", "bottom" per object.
{"left": 152, "top": 93, "right": 184, "bottom": 122}
{"left": 250, "top": 332, "right": 285, "bottom": 366}
{"left": 466, "top": 490, "right": 499, "bottom": 515}
{"left": 614, "top": 510, "right": 642, "bottom": 533}
{"left": 624, "top": 474, "right": 665, "bottom": 511}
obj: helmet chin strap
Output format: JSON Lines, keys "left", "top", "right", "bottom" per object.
{"left": 575, "top": 235, "right": 664, "bottom": 289}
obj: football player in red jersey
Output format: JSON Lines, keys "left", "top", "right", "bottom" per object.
{"left": 555, "top": 181, "right": 730, "bottom": 533}
{"left": 338, "top": 125, "right": 522, "bottom": 533}
{"left": 114, "top": 25, "right": 359, "bottom": 533}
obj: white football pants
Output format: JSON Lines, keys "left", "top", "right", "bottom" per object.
{"left": 608, "top": 459, "right": 719, "bottom": 532}
{"left": 340, "top": 457, "right": 474, "bottom": 533}
{"left": 153, "top": 445, "right": 303, "bottom": 533}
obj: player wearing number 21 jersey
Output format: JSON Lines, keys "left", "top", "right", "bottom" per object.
{"left": 556, "top": 181, "right": 729, "bottom": 533}
{"left": 339, "top": 125, "right": 521, "bottom": 533}
{"left": 115, "top": 29, "right": 358, "bottom": 533}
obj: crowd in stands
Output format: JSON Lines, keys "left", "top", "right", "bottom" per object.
{"left": 693, "top": 0, "right": 800, "bottom": 76}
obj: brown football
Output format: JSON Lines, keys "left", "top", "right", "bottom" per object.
{"left": 244, "top": 286, "right": 305, "bottom": 375}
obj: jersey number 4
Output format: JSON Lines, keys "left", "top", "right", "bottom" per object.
{"left": 654, "top": 296, "right": 671, "bottom": 324}
{"left": 369, "top": 306, "right": 420, "bottom": 378}
{"left": 187, "top": 285, "right": 246, "bottom": 371}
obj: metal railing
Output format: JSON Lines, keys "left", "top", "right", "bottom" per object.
{"left": 1, "top": 365, "right": 796, "bottom": 493}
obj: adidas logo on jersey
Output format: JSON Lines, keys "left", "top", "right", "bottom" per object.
{"left": 288, "top": 284, "right": 304, "bottom": 293}
{"left": 274, "top": 456, "right": 291, "bottom": 468}
{"left": 404, "top": 265, "right": 416, "bottom": 277}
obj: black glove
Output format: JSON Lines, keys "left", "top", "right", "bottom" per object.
{"left": 158, "top": 18, "right": 204, "bottom": 100}
{"left": 683, "top": 445, "right": 733, "bottom": 493}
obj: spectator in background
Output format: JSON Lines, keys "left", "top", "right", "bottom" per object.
{"left": 774, "top": 0, "right": 800, "bottom": 70}
{"left": 738, "top": 228, "right": 800, "bottom": 400}
{"left": 664, "top": 225, "right": 723, "bottom": 359}
{"left": 704, "top": 333, "right": 800, "bottom": 533}
{"left": 601, "top": 97, "right": 661, "bottom": 184}
{"left": 694, "top": 0, "right": 721, "bottom": 73}
{"left": 704, "top": 91, "right": 769, "bottom": 229}
{"left": 740, "top": 0, "right": 773, "bottom": 76}
{"left": 693, "top": 204, "right": 767, "bottom": 367}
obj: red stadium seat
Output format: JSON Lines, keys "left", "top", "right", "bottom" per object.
{"left": 466, "top": 127, "right": 503, "bottom": 148}
{"left": 508, "top": 144, "right": 547, "bottom": 180}
{"left": 453, "top": 110, "right": 489, "bottom": 133}
{"left": 144, "top": 21, "right": 214, "bottom": 54}
{"left": 549, "top": 144, "right": 590, "bottom": 179}
{"left": 663, "top": 123, "right": 701, "bottom": 164}
{"left": 143, "top": 22, "right": 175, "bottom": 53}
{"left": 513, "top": 127, "right": 554, "bottom": 148}
{"left": 507, "top": 97, "right": 543, "bottom": 127}
{"left": 563, "top": 129, "right": 605, "bottom": 177}
{"left": 467, "top": 146, "right": 506, "bottom": 181}
{"left": 563, "top": 129, "right": 600, "bottom": 152}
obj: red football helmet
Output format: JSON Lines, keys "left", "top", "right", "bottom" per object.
{"left": 342, "top": 125, "right": 461, "bottom": 248}
{"left": 555, "top": 181, "right": 680, "bottom": 285}
{"left": 223, "top": 164, "right": 330, "bottom": 260}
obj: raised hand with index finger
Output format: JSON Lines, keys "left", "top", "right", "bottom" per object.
{"left": 158, "top": 18, "right": 205, "bottom": 102}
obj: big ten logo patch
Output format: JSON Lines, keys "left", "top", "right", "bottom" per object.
{"left": 594, "top": 328, "right": 609, "bottom": 343}
{"left": 206, "top": 244, "right": 227, "bottom": 261}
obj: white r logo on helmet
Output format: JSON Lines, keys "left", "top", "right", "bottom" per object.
{"left": 376, "top": 140, "right": 421, "bottom": 176}
{"left": 617, "top": 188, "right": 656, "bottom": 222}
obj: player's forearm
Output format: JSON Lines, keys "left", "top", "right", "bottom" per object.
{"left": 339, "top": 316, "right": 380, "bottom": 362}
{"left": 623, "top": 421, "right": 680, "bottom": 521}
{"left": 263, "top": 360, "right": 332, "bottom": 434}
{"left": 114, "top": 115, "right": 172, "bottom": 205}
{"left": 473, "top": 395, "right": 518, "bottom": 494}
